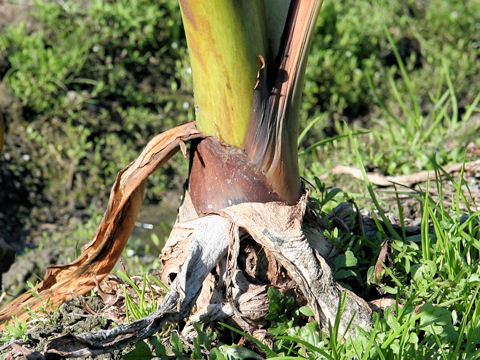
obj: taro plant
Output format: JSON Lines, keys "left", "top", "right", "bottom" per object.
{"left": 0, "top": 0, "right": 373, "bottom": 356}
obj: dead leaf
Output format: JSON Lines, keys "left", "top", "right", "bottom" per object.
{"left": 0, "top": 122, "right": 203, "bottom": 328}
{"left": 324, "top": 160, "right": 480, "bottom": 187}
{"left": 369, "top": 239, "right": 392, "bottom": 294}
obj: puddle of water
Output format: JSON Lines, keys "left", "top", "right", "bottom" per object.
{"left": 130, "top": 201, "right": 179, "bottom": 253}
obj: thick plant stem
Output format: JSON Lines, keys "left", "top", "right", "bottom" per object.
{"left": 188, "top": 137, "right": 281, "bottom": 214}
{"left": 178, "top": 0, "right": 267, "bottom": 147}
{"left": 184, "top": 1, "right": 323, "bottom": 207}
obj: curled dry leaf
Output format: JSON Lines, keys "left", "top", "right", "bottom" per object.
{"left": 0, "top": 122, "right": 203, "bottom": 328}
{"left": 368, "top": 239, "right": 393, "bottom": 297}
{"left": 369, "top": 297, "right": 397, "bottom": 311}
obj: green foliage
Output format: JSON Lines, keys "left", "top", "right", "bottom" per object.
{"left": 0, "top": 0, "right": 192, "bottom": 226}
{"left": 302, "top": 0, "right": 480, "bottom": 121}
{"left": 123, "top": 340, "right": 157, "bottom": 360}
{"left": 364, "top": 49, "right": 480, "bottom": 175}
{"left": 123, "top": 323, "right": 218, "bottom": 359}
{"left": 0, "top": 317, "right": 28, "bottom": 342}
{"left": 117, "top": 270, "right": 166, "bottom": 322}
{"left": 344, "top": 137, "right": 480, "bottom": 358}
{"left": 210, "top": 344, "right": 263, "bottom": 360}
{"left": 300, "top": 0, "right": 480, "bottom": 180}
{"left": 301, "top": 56, "right": 479, "bottom": 183}
{"left": 3, "top": 0, "right": 187, "bottom": 114}
{"left": 303, "top": 0, "right": 381, "bottom": 119}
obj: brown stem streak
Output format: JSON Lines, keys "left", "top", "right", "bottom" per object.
{"left": 244, "top": 0, "right": 323, "bottom": 204}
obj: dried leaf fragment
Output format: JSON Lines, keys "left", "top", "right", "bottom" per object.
{"left": 0, "top": 122, "right": 203, "bottom": 328}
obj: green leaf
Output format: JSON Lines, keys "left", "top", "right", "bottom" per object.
{"left": 123, "top": 340, "right": 153, "bottom": 360}
{"left": 297, "top": 115, "right": 324, "bottom": 146}
{"left": 171, "top": 332, "right": 184, "bottom": 357}
{"left": 268, "top": 322, "right": 289, "bottom": 336}
{"left": 297, "top": 321, "right": 322, "bottom": 350}
{"left": 149, "top": 336, "right": 167, "bottom": 357}
{"left": 333, "top": 250, "right": 358, "bottom": 270}
{"left": 412, "top": 261, "right": 437, "bottom": 287}
{"left": 219, "top": 322, "right": 277, "bottom": 357}
{"left": 216, "top": 344, "right": 263, "bottom": 360}
{"left": 276, "top": 334, "right": 332, "bottom": 360}
{"left": 334, "top": 269, "right": 357, "bottom": 280}
{"left": 210, "top": 348, "right": 227, "bottom": 360}
{"left": 344, "top": 250, "right": 358, "bottom": 267}
{"left": 299, "top": 306, "right": 314, "bottom": 317}
{"left": 266, "top": 287, "right": 296, "bottom": 324}
{"left": 299, "top": 130, "right": 369, "bottom": 156}
{"left": 323, "top": 188, "right": 341, "bottom": 205}
{"left": 420, "top": 303, "right": 457, "bottom": 343}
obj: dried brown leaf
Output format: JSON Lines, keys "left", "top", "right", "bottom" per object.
{"left": 369, "top": 239, "right": 392, "bottom": 295}
{"left": 0, "top": 122, "right": 202, "bottom": 328}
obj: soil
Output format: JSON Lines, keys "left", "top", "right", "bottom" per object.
{"left": 0, "top": 2, "right": 33, "bottom": 29}
{"left": 2, "top": 293, "right": 124, "bottom": 359}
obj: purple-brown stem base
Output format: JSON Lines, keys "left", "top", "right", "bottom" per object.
{"left": 188, "top": 137, "right": 283, "bottom": 214}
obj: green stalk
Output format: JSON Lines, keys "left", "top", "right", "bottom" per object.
{"left": 181, "top": 0, "right": 323, "bottom": 205}
{"left": 178, "top": 0, "right": 268, "bottom": 148}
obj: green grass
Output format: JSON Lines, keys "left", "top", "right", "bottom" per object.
{"left": 117, "top": 270, "right": 167, "bottom": 323}
{"left": 0, "top": 317, "right": 28, "bottom": 343}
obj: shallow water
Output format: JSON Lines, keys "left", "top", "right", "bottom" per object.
{"left": 130, "top": 201, "right": 179, "bottom": 251}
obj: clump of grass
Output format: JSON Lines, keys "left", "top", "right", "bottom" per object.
{"left": 364, "top": 28, "right": 480, "bottom": 176}
{"left": 343, "top": 133, "right": 480, "bottom": 359}
{"left": 116, "top": 270, "right": 167, "bottom": 323}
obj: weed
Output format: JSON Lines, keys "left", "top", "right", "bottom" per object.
{"left": 117, "top": 270, "right": 166, "bottom": 322}
{"left": 0, "top": 317, "right": 28, "bottom": 342}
